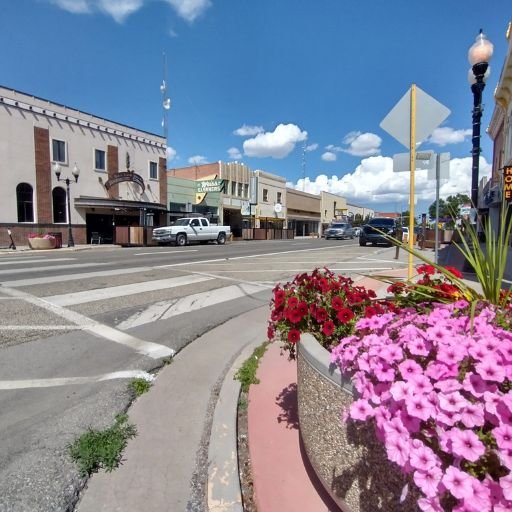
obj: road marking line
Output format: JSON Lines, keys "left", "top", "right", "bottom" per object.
{"left": 0, "top": 370, "right": 154, "bottom": 390}
{"left": 0, "top": 325, "right": 90, "bottom": 330}
{"left": 0, "top": 286, "right": 174, "bottom": 359}
{"left": 118, "top": 282, "right": 269, "bottom": 329}
{"left": 0, "top": 262, "right": 106, "bottom": 276}
{"left": 45, "top": 274, "right": 214, "bottom": 306}
{"left": 134, "top": 250, "right": 198, "bottom": 256}
{"left": 0, "top": 266, "right": 153, "bottom": 287}
{"left": 0, "top": 258, "right": 75, "bottom": 266}
{"left": 158, "top": 267, "right": 395, "bottom": 273}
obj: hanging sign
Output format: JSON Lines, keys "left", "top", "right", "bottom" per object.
{"left": 196, "top": 180, "right": 225, "bottom": 193}
{"left": 105, "top": 172, "right": 145, "bottom": 193}
{"left": 504, "top": 166, "right": 512, "bottom": 202}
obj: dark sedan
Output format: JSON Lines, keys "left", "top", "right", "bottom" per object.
{"left": 359, "top": 218, "right": 398, "bottom": 246}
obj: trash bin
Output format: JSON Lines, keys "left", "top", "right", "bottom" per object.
{"left": 48, "top": 232, "right": 62, "bottom": 249}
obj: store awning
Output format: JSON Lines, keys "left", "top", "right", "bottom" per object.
{"left": 74, "top": 196, "right": 167, "bottom": 212}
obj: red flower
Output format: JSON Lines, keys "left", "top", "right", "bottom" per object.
{"left": 315, "top": 307, "right": 328, "bottom": 323}
{"left": 288, "top": 296, "right": 299, "bottom": 308}
{"left": 417, "top": 264, "right": 435, "bottom": 275}
{"left": 444, "top": 265, "right": 463, "bottom": 279}
{"left": 297, "top": 301, "right": 309, "bottom": 316}
{"left": 267, "top": 326, "right": 275, "bottom": 340}
{"left": 274, "top": 289, "right": 285, "bottom": 307}
{"left": 271, "top": 309, "right": 283, "bottom": 322}
{"left": 364, "top": 306, "right": 377, "bottom": 318}
{"left": 287, "top": 329, "right": 300, "bottom": 344}
{"left": 336, "top": 308, "right": 354, "bottom": 324}
{"left": 286, "top": 308, "right": 303, "bottom": 324}
{"left": 321, "top": 320, "right": 335, "bottom": 336}
{"left": 331, "top": 296, "right": 345, "bottom": 310}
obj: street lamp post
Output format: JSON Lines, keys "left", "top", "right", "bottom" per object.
{"left": 54, "top": 162, "right": 80, "bottom": 247}
{"left": 468, "top": 29, "right": 493, "bottom": 210}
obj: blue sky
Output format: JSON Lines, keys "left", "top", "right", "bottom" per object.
{"left": 1, "top": 1, "right": 510, "bottom": 214}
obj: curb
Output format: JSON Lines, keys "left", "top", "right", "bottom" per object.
{"left": 207, "top": 338, "right": 262, "bottom": 512}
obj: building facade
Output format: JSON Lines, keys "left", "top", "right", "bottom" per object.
{"left": 286, "top": 188, "right": 320, "bottom": 236}
{"left": 0, "top": 86, "right": 167, "bottom": 246}
{"left": 488, "top": 21, "right": 512, "bottom": 229}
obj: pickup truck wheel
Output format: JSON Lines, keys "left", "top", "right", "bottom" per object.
{"left": 359, "top": 238, "right": 366, "bottom": 246}
{"left": 217, "top": 233, "right": 226, "bottom": 245}
{"left": 176, "top": 234, "right": 187, "bottom": 246}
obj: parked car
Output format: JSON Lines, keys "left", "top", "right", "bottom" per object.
{"left": 152, "top": 217, "right": 231, "bottom": 246}
{"left": 359, "top": 217, "right": 398, "bottom": 247}
{"left": 324, "top": 222, "right": 355, "bottom": 240}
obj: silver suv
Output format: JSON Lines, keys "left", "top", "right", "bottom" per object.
{"left": 324, "top": 222, "right": 355, "bottom": 240}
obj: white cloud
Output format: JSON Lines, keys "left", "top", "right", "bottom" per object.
{"left": 341, "top": 131, "right": 382, "bottom": 157}
{"left": 325, "top": 144, "right": 342, "bottom": 152}
{"left": 321, "top": 152, "right": 337, "bottom": 162}
{"left": 305, "top": 143, "right": 318, "bottom": 152}
{"left": 166, "top": 146, "right": 177, "bottom": 161}
{"left": 188, "top": 155, "right": 207, "bottom": 164}
{"left": 291, "top": 155, "right": 491, "bottom": 206}
{"left": 163, "top": 0, "right": 211, "bottom": 22}
{"left": 243, "top": 123, "right": 307, "bottom": 159}
{"left": 227, "top": 147, "right": 242, "bottom": 159}
{"left": 48, "top": 0, "right": 211, "bottom": 23}
{"left": 233, "top": 124, "right": 264, "bottom": 137}
{"left": 428, "top": 127, "right": 472, "bottom": 146}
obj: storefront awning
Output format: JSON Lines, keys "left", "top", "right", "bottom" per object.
{"left": 74, "top": 196, "right": 167, "bottom": 212}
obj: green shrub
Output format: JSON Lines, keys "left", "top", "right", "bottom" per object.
{"left": 68, "top": 414, "right": 137, "bottom": 475}
{"left": 234, "top": 342, "right": 269, "bottom": 392}
{"left": 128, "top": 377, "right": 152, "bottom": 397}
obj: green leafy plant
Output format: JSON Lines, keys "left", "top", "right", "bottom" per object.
{"left": 68, "top": 414, "right": 137, "bottom": 475}
{"left": 234, "top": 342, "right": 269, "bottom": 392}
{"left": 128, "top": 377, "right": 152, "bottom": 397}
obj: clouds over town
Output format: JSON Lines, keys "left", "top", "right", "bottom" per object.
{"left": 242, "top": 123, "right": 307, "bottom": 159}
{"left": 291, "top": 155, "right": 491, "bottom": 207}
{"left": 48, "top": 0, "right": 211, "bottom": 23}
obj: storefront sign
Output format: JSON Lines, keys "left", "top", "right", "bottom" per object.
{"left": 196, "top": 180, "right": 224, "bottom": 193}
{"left": 105, "top": 172, "right": 145, "bottom": 193}
{"left": 504, "top": 166, "right": 512, "bottom": 202}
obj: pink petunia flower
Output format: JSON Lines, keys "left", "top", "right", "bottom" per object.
{"left": 384, "top": 432, "right": 410, "bottom": 466}
{"left": 413, "top": 465, "right": 442, "bottom": 498}
{"left": 442, "top": 466, "right": 474, "bottom": 500}
{"left": 349, "top": 399, "right": 374, "bottom": 421}
{"left": 459, "top": 403, "right": 485, "bottom": 428}
{"left": 494, "top": 423, "right": 512, "bottom": 451}
{"left": 475, "top": 357, "right": 506, "bottom": 383}
{"left": 406, "top": 394, "right": 436, "bottom": 421}
{"left": 438, "top": 391, "right": 468, "bottom": 413}
{"left": 398, "top": 359, "right": 423, "bottom": 381}
{"left": 409, "top": 440, "right": 439, "bottom": 471}
{"left": 500, "top": 473, "right": 512, "bottom": 501}
{"left": 450, "top": 428, "right": 486, "bottom": 462}
{"left": 417, "top": 497, "right": 443, "bottom": 512}
{"left": 390, "top": 381, "right": 412, "bottom": 402}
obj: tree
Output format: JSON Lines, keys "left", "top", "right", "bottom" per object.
{"left": 428, "top": 194, "right": 470, "bottom": 220}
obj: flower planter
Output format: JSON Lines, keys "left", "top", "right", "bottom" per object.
{"left": 28, "top": 238, "right": 56, "bottom": 250}
{"left": 297, "top": 334, "right": 417, "bottom": 512}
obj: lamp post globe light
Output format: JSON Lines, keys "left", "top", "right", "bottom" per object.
{"left": 468, "top": 29, "right": 493, "bottom": 212}
{"left": 53, "top": 162, "right": 80, "bottom": 247}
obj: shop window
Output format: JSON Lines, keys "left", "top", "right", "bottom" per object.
{"left": 16, "top": 183, "right": 34, "bottom": 222}
{"left": 238, "top": 183, "right": 243, "bottom": 197}
{"left": 231, "top": 181, "right": 236, "bottom": 195}
{"left": 52, "top": 187, "right": 67, "bottom": 223}
{"left": 244, "top": 183, "right": 248, "bottom": 198}
{"left": 277, "top": 192, "right": 282, "bottom": 203}
{"left": 263, "top": 188, "right": 269, "bottom": 202}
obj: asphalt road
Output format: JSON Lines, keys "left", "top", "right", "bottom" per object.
{"left": 0, "top": 238, "right": 407, "bottom": 512}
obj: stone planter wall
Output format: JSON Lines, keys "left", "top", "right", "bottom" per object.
{"left": 297, "top": 334, "right": 418, "bottom": 512}
{"left": 28, "top": 237, "right": 56, "bottom": 250}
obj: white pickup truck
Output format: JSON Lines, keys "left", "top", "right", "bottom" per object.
{"left": 152, "top": 217, "right": 231, "bottom": 246}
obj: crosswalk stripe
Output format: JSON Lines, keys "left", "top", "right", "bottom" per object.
{"left": 0, "top": 370, "right": 154, "bottom": 390}
{"left": 45, "top": 274, "right": 215, "bottom": 306}
{"left": 0, "top": 258, "right": 75, "bottom": 266}
{"left": 0, "top": 262, "right": 106, "bottom": 276}
{"left": 117, "top": 282, "right": 269, "bottom": 330}
{"left": 0, "top": 266, "right": 153, "bottom": 287}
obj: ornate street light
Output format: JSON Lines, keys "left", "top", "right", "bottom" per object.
{"left": 54, "top": 162, "right": 80, "bottom": 247}
{"left": 468, "top": 29, "right": 493, "bottom": 211}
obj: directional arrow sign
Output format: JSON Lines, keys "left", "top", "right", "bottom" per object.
{"left": 380, "top": 86, "right": 451, "bottom": 149}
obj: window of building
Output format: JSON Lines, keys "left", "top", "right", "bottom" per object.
{"left": 238, "top": 183, "right": 243, "bottom": 197}
{"left": 149, "top": 161, "right": 158, "bottom": 180}
{"left": 263, "top": 188, "right": 269, "bottom": 202}
{"left": 231, "top": 181, "right": 236, "bottom": 196}
{"left": 94, "top": 149, "right": 106, "bottom": 171}
{"left": 244, "top": 183, "right": 249, "bottom": 198}
{"left": 52, "top": 139, "right": 67, "bottom": 163}
{"left": 52, "top": 187, "right": 67, "bottom": 223}
{"left": 277, "top": 192, "right": 282, "bottom": 203}
{"left": 16, "top": 183, "right": 34, "bottom": 222}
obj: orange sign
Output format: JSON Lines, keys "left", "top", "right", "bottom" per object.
{"left": 505, "top": 166, "right": 512, "bottom": 202}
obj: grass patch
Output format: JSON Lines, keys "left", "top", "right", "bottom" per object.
{"left": 68, "top": 414, "right": 137, "bottom": 475}
{"left": 128, "top": 377, "right": 152, "bottom": 397}
{"left": 234, "top": 341, "right": 269, "bottom": 392}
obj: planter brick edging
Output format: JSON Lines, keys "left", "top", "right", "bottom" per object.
{"left": 297, "top": 334, "right": 418, "bottom": 512}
